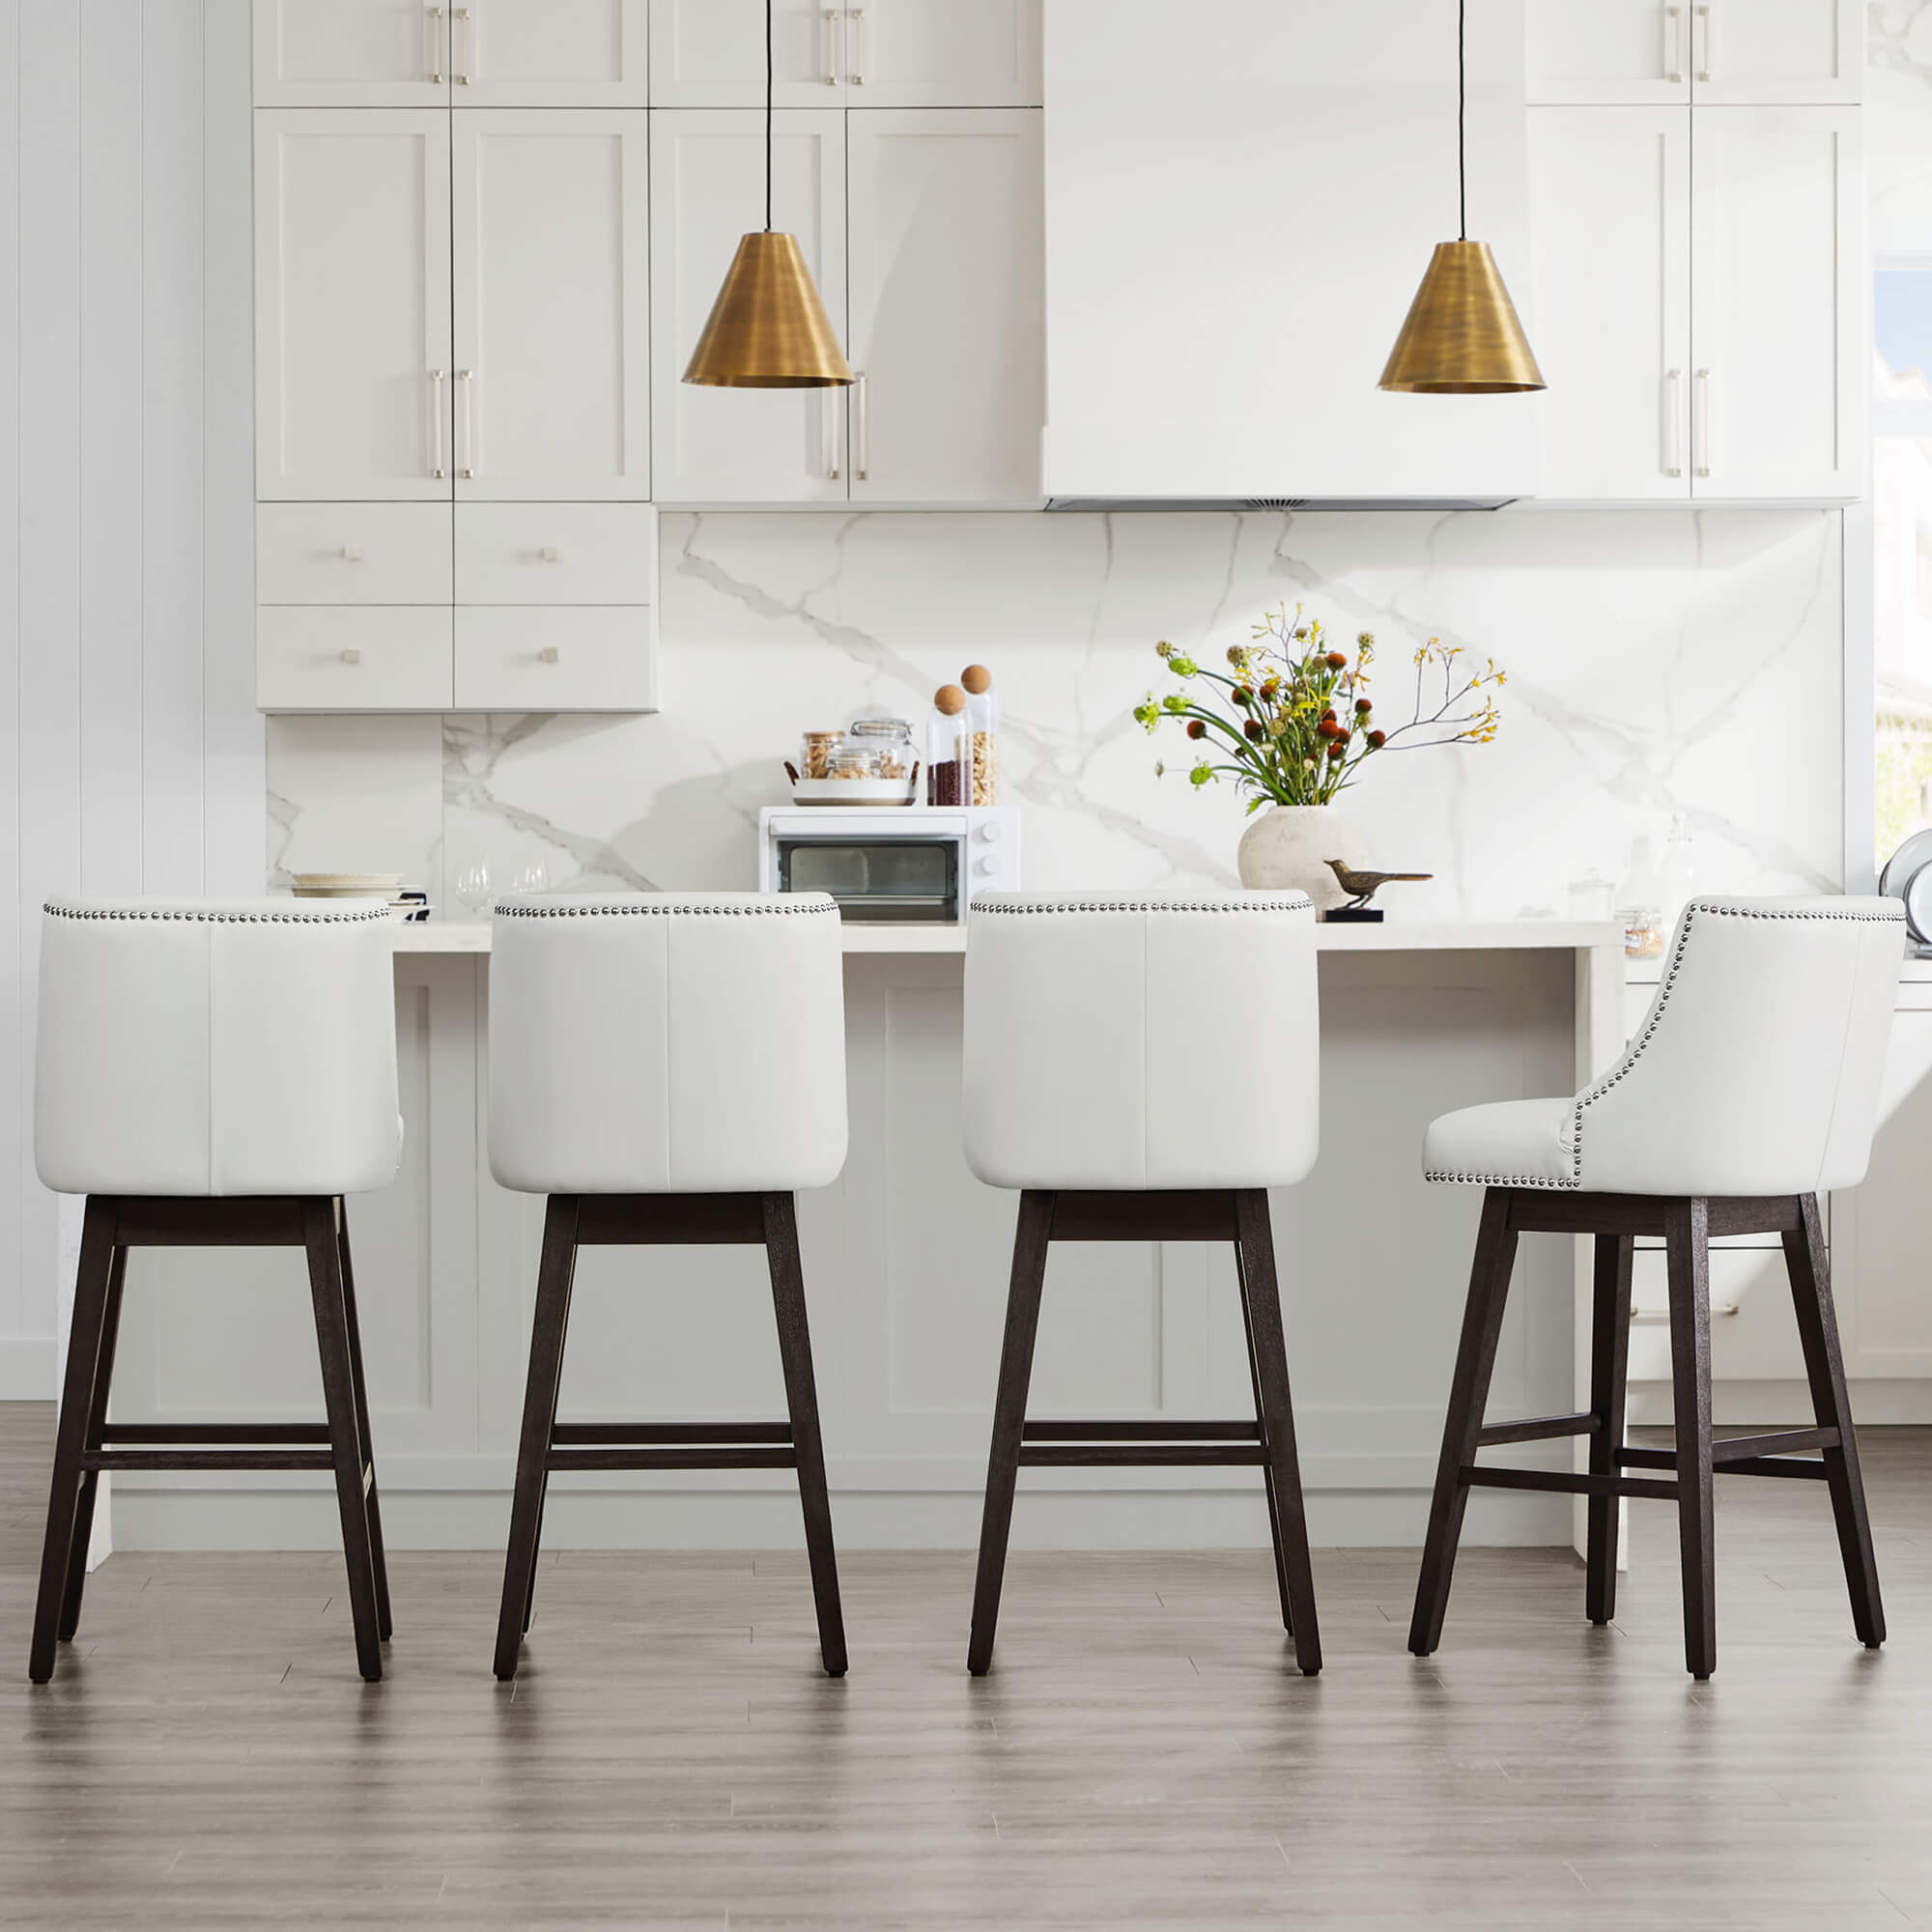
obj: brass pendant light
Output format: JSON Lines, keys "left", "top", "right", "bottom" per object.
{"left": 1378, "top": 0, "right": 1546, "bottom": 395}
{"left": 683, "top": 0, "right": 854, "bottom": 388}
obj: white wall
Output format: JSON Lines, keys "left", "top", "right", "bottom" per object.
{"left": 0, "top": 0, "right": 263, "bottom": 1396}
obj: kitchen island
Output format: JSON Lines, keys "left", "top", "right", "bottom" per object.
{"left": 105, "top": 919, "right": 1626, "bottom": 1554}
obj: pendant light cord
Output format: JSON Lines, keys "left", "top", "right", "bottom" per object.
{"left": 764, "top": 0, "right": 774, "bottom": 232}
{"left": 1458, "top": 0, "right": 1467, "bottom": 241}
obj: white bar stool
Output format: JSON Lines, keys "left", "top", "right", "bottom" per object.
{"left": 960, "top": 890, "right": 1324, "bottom": 1676}
{"left": 32, "top": 897, "right": 403, "bottom": 1683}
{"left": 1413, "top": 895, "right": 1904, "bottom": 1678}
{"left": 487, "top": 893, "right": 850, "bottom": 1682}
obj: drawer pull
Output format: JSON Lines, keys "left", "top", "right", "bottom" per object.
{"left": 339, "top": 648, "right": 363, "bottom": 667}
{"left": 538, "top": 646, "right": 560, "bottom": 665}
{"left": 340, "top": 545, "right": 364, "bottom": 562}
{"left": 1633, "top": 1302, "right": 1739, "bottom": 1324}
{"left": 540, "top": 545, "right": 562, "bottom": 562}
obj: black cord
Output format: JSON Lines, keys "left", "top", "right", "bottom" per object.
{"left": 1458, "top": 0, "right": 1466, "bottom": 240}
{"left": 765, "top": 0, "right": 774, "bottom": 232}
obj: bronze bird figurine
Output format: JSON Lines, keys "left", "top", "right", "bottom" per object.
{"left": 1324, "top": 860, "right": 1434, "bottom": 910}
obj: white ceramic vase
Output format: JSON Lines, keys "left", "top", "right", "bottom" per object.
{"left": 1236, "top": 804, "right": 1368, "bottom": 914}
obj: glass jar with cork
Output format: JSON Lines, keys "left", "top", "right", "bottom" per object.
{"left": 927, "top": 685, "right": 967, "bottom": 806}
{"left": 961, "top": 664, "right": 998, "bottom": 805}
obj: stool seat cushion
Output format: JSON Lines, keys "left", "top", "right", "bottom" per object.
{"left": 962, "top": 891, "right": 1319, "bottom": 1191}
{"left": 1422, "top": 896, "right": 1906, "bottom": 1199}
{"left": 1424, "top": 1098, "right": 1577, "bottom": 1189}
{"left": 35, "top": 898, "right": 404, "bottom": 1198}
{"left": 488, "top": 893, "right": 847, "bottom": 1196}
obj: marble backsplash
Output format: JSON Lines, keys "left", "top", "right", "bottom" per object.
{"left": 268, "top": 507, "right": 1844, "bottom": 919}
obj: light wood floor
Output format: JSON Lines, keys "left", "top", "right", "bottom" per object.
{"left": 3, "top": 1406, "right": 1930, "bottom": 1927}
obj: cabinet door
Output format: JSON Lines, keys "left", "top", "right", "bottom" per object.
{"left": 846, "top": 110, "right": 1043, "bottom": 504}
{"left": 1690, "top": 106, "right": 1863, "bottom": 499}
{"left": 1527, "top": 107, "right": 1691, "bottom": 499}
{"left": 252, "top": 0, "right": 450, "bottom": 106}
{"left": 650, "top": 0, "right": 850, "bottom": 105}
{"left": 1689, "top": 0, "right": 1861, "bottom": 105}
{"left": 450, "top": 112, "right": 650, "bottom": 500}
{"left": 454, "top": 606, "right": 657, "bottom": 711}
{"left": 650, "top": 110, "right": 849, "bottom": 504}
{"left": 255, "top": 111, "right": 454, "bottom": 502}
{"left": 257, "top": 606, "right": 455, "bottom": 711}
{"left": 1525, "top": 2, "right": 1690, "bottom": 103}
{"left": 843, "top": 0, "right": 1041, "bottom": 106}
{"left": 451, "top": 0, "right": 648, "bottom": 106}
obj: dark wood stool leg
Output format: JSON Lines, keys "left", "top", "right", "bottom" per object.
{"left": 57, "top": 1237, "right": 128, "bottom": 1643}
{"left": 1235, "top": 1190, "right": 1321, "bottom": 1674}
{"left": 495, "top": 1197, "right": 580, "bottom": 1681}
{"left": 1234, "top": 1214, "right": 1293, "bottom": 1637}
{"left": 763, "top": 1193, "right": 847, "bottom": 1678}
{"left": 31, "top": 1199, "right": 121, "bottom": 1682}
{"left": 1664, "top": 1197, "right": 1717, "bottom": 1680}
{"left": 334, "top": 1204, "right": 391, "bottom": 1642}
{"left": 967, "top": 1189, "right": 1053, "bottom": 1677}
{"left": 1585, "top": 1230, "right": 1634, "bottom": 1626}
{"left": 1783, "top": 1192, "right": 1884, "bottom": 1647}
{"left": 1409, "top": 1187, "right": 1518, "bottom": 1657}
{"left": 302, "top": 1197, "right": 384, "bottom": 1683}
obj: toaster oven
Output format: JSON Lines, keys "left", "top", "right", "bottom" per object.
{"left": 758, "top": 806, "right": 1022, "bottom": 923}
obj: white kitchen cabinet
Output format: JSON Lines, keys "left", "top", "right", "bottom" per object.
{"left": 1526, "top": 0, "right": 1861, "bottom": 104}
{"left": 453, "top": 0, "right": 648, "bottom": 106}
{"left": 1527, "top": 107, "right": 1690, "bottom": 499}
{"left": 1690, "top": 106, "right": 1862, "bottom": 499}
{"left": 450, "top": 112, "right": 650, "bottom": 500}
{"left": 650, "top": 110, "right": 849, "bottom": 504}
{"left": 252, "top": 0, "right": 450, "bottom": 107}
{"left": 845, "top": 110, "right": 1042, "bottom": 504}
{"left": 257, "top": 504, "right": 454, "bottom": 604}
{"left": 456, "top": 504, "right": 656, "bottom": 604}
{"left": 650, "top": 0, "right": 1039, "bottom": 106}
{"left": 254, "top": 111, "right": 453, "bottom": 502}
{"left": 256, "top": 606, "right": 455, "bottom": 711}
{"left": 454, "top": 606, "right": 658, "bottom": 710}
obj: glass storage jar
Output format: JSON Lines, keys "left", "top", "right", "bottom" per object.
{"left": 845, "top": 713, "right": 916, "bottom": 781}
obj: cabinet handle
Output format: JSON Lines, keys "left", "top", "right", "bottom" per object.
{"left": 341, "top": 545, "right": 364, "bottom": 562}
{"left": 1693, "top": 3, "right": 1712, "bottom": 83}
{"left": 452, "top": 6, "right": 471, "bottom": 84}
{"left": 430, "top": 6, "right": 446, "bottom": 83}
{"left": 538, "top": 646, "right": 560, "bottom": 665}
{"left": 430, "top": 369, "right": 446, "bottom": 479}
{"left": 1662, "top": 368, "right": 1683, "bottom": 478}
{"left": 846, "top": 8, "right": 866, "bottom": 84}
{"left": 823, "top": 8, "right": 839, "bottom": 84}
{"left": 1634, "top": 1302, "right": 1738, "bottom": 1324}
{"left": 854, "top": 370, "right": 868, "bottom": 481}
{"left": 540, "top": 545, "right": 562, "bottom": 562}
{"left": 1692, "top": 367, "right": 1711, "bottom": 478}
{"left": 455, "top": 369, "right": 475, "bottom": 479}
{"left": 340, "top": 648, "right": 362, "bottom": 667}
{"left": 1663, "top": 6, "right": 1684, "bottom": 84}
{"left": 824, "top": 391, "right": 840, "bottom": 480}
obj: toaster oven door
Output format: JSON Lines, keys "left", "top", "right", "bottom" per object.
{"left": 776, "top": 837, "right": 961, "bottom": 923}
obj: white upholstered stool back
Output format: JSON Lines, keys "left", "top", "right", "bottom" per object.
{"left": 488, "top": 894, "right": 847, "bottom": 1195}
{"left": 1425, "top": 895, "right": 1905, "bottom": 1200}
{"left": 962, "top": 891, "right": 1319, "bottom": 1191}
{"left": 35, "top": 898, "right": 403, "bottom": 1198}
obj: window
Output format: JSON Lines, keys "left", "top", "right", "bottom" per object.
{"left": 1873, "top": 260, "right": 1932, "bottom": 867}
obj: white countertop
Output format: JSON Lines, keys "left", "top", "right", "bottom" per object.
{"left": 391, "top": 917, "right": 1626, "bottom": 957}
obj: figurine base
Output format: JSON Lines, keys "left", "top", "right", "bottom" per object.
{"left": 1321, "top": 907, "right": 1384, "bottom": 923}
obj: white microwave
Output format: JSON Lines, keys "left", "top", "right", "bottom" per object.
{"left": 758, "top": 806, "right": 1022, "bottom": 923}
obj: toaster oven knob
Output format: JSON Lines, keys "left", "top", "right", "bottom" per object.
{"left": 974, "top": 855, "right": 998, "bottom": 877}
{"left": 978, "top": 820, "right": 1003, "bottom": 842}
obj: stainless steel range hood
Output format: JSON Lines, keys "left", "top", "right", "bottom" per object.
{"left": 1040, "top": 0, "right": 1541, "bottom": 509}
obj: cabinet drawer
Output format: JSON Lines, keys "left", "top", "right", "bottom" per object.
{"left": 257, "top": 504, "right": 452, "bottom": 604}
{"left": 455, "top": 504, "right": 656, "bottom": 605}
{"left": 258, "top": 607, "right": 454, "bottom": 711}
{"left": 454, "top": 607, "right": 656, "bottom": 711}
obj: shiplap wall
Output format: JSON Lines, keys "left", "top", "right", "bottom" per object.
{"left": 0, "top": 0, "right": 263, "bottom": 1395}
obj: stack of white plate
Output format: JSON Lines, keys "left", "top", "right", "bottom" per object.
{"left": 291, "top": 873, "right": 423, "bottom": 923}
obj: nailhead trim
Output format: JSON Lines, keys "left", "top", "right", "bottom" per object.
{"left": 43, "top": 899, "right": 391, "bottom": 925}
{"left": 494, "top": 898, "right": 838, "bottom": 919}
{"left": 1427, "top": 898, "right": 1906, "bottom": 1190}
{"left": 974, "top": 895, "right": 1314, "bottom": 916}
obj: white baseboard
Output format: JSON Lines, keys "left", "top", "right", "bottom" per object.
{"left": 0, "top": 1338, "right": 55, "bottom": 1401}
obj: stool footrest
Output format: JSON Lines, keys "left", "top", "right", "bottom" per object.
{"left": 546, "top": 1445, "right": 798, "bottom": 1472}
{"left": 1022, "top": 1420, "right": 1261, "bottom": 1443}
{"left": 550, "top": 1421, "right": 793, "bottom": 1446}
{"left": 80, "top": 1448, "right": 338, "bottom": 1472}
{"left": 1018, "top": 1443, "right": 1267, "bottom": 1467}
{"left": 1462, "top": 1465, "right": 1680, "bottom": 1502}
{"left": 1620, "top": 1443, "right": 1832, "bottom": 1480}
{"left": 99, "top": 1423, "right": 331, "bottom": 1445}
{"left": 1476, "top": 1411, "right": 1599, "bottom": 1446}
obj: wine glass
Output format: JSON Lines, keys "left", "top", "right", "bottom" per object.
{"left": 453, "top": 858, "right": 493, "bottom": 919}
{"left": 510, "top": 852, "right": 554, "bottom": 899}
